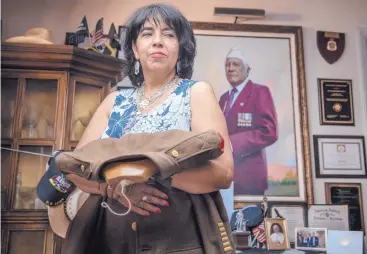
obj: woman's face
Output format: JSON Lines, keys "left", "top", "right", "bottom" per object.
{"left": 132, "top": 18, "right": 179, "bottom": 77}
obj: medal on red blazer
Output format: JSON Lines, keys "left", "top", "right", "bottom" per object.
{"left": 238, "top": 113, "right": 252, "bottom": 127}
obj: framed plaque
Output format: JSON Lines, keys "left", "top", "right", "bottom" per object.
{"left": 308, "top": 204, "right": 350, "bottom": 231}
{"left": 325, "top": 183, "right": 365, "bottom": 232}
{"left": 313, "top": 135, "right": 367, "bottom": 178}
{"left": 318, "top": 78, "right": 354, "bottom": 126}
{"left": 267, "top": 201, "right": 308, "bottom": 244}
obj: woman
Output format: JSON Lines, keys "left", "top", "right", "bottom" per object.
{"left": 75, "top": 3, "right": 234, "bottom": 254}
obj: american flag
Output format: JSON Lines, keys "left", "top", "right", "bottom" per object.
{"left": 252, "top": 221, "right": 266, "bottom": 243}
{"left": 90, "top": 18, "right": 104, "bottom": 45}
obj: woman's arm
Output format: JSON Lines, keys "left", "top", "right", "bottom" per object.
{"left": 75, "top": 91, "right": 118, "bottom": 149}
{"left": 171, "top": 81, "right": 234, "bottom": 194}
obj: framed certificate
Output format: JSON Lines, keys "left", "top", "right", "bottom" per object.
{"left": 267, "top": 201, "right": 308, "bottom": 244}
{"left": 325, "top": 183, "right": 365, "bottom": 233}
{"left": 313, "top": 135, "right": 367, "bottom": 178}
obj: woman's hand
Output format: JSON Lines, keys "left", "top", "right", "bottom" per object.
{"left": 116, "top": 183, "right": 169, "bottom": 216}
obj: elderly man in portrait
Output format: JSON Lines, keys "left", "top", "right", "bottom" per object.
{"left": 219, "top": 48, "right": 278, "bottom": 195}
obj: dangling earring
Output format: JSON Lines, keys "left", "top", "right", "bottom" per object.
{"left": 134, "top": 61, "right": 140, "bottom": 75}
{"left": 176, "top": 61, "right": 181, "bottom": 75}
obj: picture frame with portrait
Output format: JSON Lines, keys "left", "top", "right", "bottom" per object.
{"left": 190, "top": 22, "right": 313, "bottom": 205}
{"left": 267, "top": 201, "right": 308, "bottom": 245}
{"left": 295, "top": 227, "right": 327, "bottom": 252}
{"left": 264, "top": 218, "right": 290, "bottom": 250}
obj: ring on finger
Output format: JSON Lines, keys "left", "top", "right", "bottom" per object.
{"left": 135, "top": 199, "right": 143, "bottom": 208}
{"left": 142, "top": 195, "right": 148, "bottom": 202}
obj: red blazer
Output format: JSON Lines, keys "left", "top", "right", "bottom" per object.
{"left": 219, "top": 80, "right": 278, "bottom": 195}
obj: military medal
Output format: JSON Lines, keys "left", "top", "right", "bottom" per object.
{"left": 237, "top": 113, "right": 252, "bottom": 127}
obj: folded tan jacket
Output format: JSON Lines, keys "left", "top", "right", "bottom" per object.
{"left": 49, "top": 129, "right": 235, "bottom": 254}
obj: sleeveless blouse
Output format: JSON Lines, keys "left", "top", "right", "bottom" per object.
{"left": 95, "top": 79, "right": 204, "bottom": 254}
{"left": 101, "top": 79, "right": 197, "bottom": 138}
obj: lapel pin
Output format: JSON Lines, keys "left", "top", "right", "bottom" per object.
{"left": 240, "top": 103, "right": 244, "bottom": 106}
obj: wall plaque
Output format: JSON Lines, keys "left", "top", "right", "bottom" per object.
{"left": 318, "top": 78, "right": 354, "bottom": 126}
{"left": 325, "top": 183, "right": 364, "bottom": 232}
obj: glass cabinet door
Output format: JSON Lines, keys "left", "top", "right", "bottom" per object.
{"left": 1, "top": 78, "right": 19, "bottom": 138}
{"left": 20, "top": 79, "right": 58, "bottom": 139}
{"left": 8, "top": 230, "right": 45, "bottom": 254}
{"left": 71, "top": 82, "right": 102, "bottom": 141}
{"left": 2, "top": 224, "right": 55, "bottom": 254}
{"left": 13, "top": 146, "right": 52, "bottom": 210}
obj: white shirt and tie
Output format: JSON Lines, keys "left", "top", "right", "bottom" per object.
{"left": 224, "top": 77, "right": 250, "bottom": 111}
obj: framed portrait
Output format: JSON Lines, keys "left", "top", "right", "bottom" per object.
{"left": 267, "top": 201, "right": 308, "bottom": 244}
{"left": 295, "top": 227, "right": 327, "bottom": 252}
{"left": 117, "top": 25, "right": 127, "bottom": 60}
{"left": 313, "top": 135, "right": 367, "bottom": 178}
{"left": 264, "top": 218, "right": 290, "bottom": 250}
{"left": 191, "top": 22, "right": 312, "bottom": 204}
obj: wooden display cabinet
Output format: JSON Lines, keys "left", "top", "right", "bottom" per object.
{"left": 1, "top": 43, "right": 123, "bottom": 254}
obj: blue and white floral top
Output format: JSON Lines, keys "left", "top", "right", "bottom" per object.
{"left": 100, "top": 79, "right": 197, "bottom": 138}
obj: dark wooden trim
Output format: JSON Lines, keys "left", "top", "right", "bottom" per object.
{"left": 191, "top": 21, "right": 302, "bottom": 34}
{"left": 1, "top": 43, "right": 125, "bottom": 81}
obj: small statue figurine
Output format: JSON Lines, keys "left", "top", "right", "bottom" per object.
{"left": 235, "top": 209, "right": 244, "bottom": 232}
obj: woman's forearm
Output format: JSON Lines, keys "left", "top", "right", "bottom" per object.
{"left": 171, "top": 160, "right": 233, "bottom": 194}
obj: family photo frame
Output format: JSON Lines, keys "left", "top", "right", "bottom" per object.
{"left": 295, "top": 227, "right": 327, "bottom": 252}
{"left": 190, "top": 22, "right": 312, "bottom": 205}
{"left": 264, "top": 218, "right": 290, "bottom": 250}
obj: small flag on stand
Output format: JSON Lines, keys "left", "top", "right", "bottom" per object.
{"left": 74, "top": 16, "right": 89, "bottom": 45}
{"left": 252, "top": 221, "right": 266, "bottom": 243}
{"left": 107, "top": 23, "right": 120, "bottom": 50}
{"left": 90, "top": 17, "right": 104, "bottom": 46}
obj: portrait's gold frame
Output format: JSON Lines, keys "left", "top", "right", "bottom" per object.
{"left": 190, "top": 22, "right": 313, "bottom": 206}
{"left": 264, "top": 218, "right": 290, "bottom": 250}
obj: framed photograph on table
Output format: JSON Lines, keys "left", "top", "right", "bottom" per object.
{"left": 325, "top": 182, "right": 365, "bottom": 232}
{"left": 313, "top": 135, "right": 367, "bottom": 178}
{"left": 295, "top": 227, "right": 327, "bottom": 252}
{"left": 267, "top": 201, "right": 308, "bottom": 244}
{"left": 191, "top": 22, "right": 313, "bottom": 206}
{"left": 264, "top": 218, "right": 290, "bottom": 250}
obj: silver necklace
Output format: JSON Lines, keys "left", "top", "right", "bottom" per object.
{"left": 136, "top": 76, "right": 179, "bottom": 112}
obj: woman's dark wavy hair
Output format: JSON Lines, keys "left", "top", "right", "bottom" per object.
{"left": 123, "top": 3, "right": 196, "bottom": 87}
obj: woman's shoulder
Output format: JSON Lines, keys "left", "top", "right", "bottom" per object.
{"left": 111, "top": 87, "right": 137, "bottom": 104}
{"left": 185, "top": 79, "right": 215, "bottom": 95}
{"left": 181, "top": 79, "right": 213, "bottom": 90}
